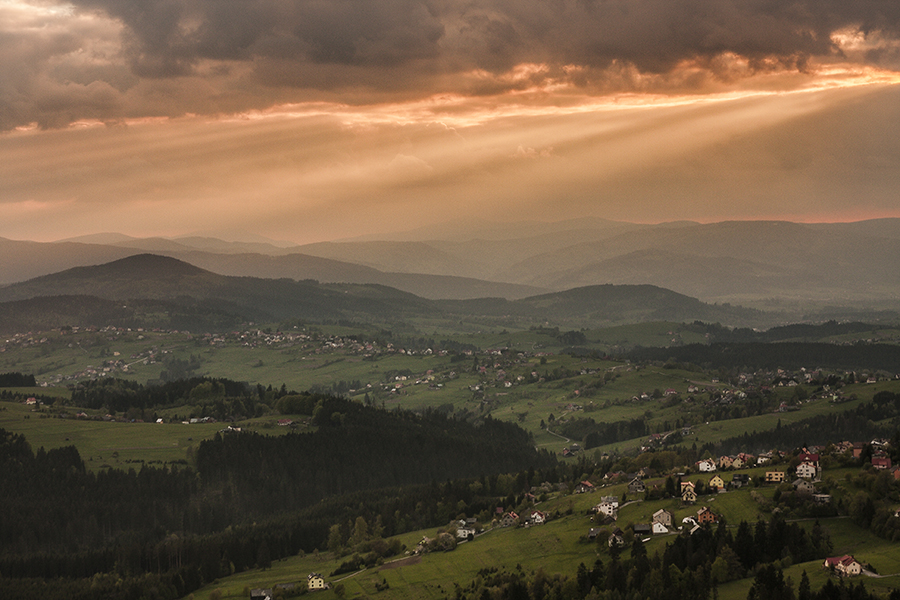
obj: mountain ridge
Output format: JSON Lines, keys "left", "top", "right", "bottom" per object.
{"left": 4, "top": 218, "right": 899, "bottom": 308}
{"left": 0, "top": 254, "right": 770, "bottom": 332}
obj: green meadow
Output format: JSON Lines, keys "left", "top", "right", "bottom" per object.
{"left": 182, "top": 471, "right": 900, "bottom": 600}
{"left": 0, "top": 398, "right": 304, "bottom": 470}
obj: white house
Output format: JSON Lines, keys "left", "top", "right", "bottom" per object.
{"left": 697, "top": 459, "right": 717, "bottom": 472}
{"left": 652, "top": 522, "right": 669, "bottom": 535}
{"left": 528, "top": 510, "right": 546, "bottom": 525}
{"left": 308, "top": 573, "right": 326, "bottom": 591}
{"left": 796, "top": 461, "right": 818, "bottom": 480}
{"left": 600, "top": 495, "right": 619, "bottom": 507}
{"left": 595, "top": 502, "right": 618, "bottom": 518}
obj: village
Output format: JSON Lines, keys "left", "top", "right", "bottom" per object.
{"left": 242, "top": 438, "right": 898, "bottom": 598}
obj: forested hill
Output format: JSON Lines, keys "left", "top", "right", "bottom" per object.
{"left": 195, "top": 396, "right": 555, "bottom": 516}
{"left": 0, "top": 396, "right": 553, "bottom": 576}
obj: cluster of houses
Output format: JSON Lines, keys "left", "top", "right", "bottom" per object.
{"left": 455, "top": 518, "right": 479, "bottom": 540}
{"left": 497, "top": 509, "right": 547, "bottom": 528}
{"left": 589, "top": 498, "right": 719, "bottom": 544}
{"left": 682, "top": 451, "right": 833, "bottom": 504}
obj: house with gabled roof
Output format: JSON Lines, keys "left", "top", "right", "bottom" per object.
{"left": 709, "top": 475, "right": 725, "bottom": 491}
{"left": 682, "top": 482, "right": 697, "bottom": 504}
{"left": 798, "top": 452, "right": 820, "bottom": 466}
{"left": 793, "top": 479, "right": 816, "bottom": 495}
{"left": 575, "top": 480, "right": 595, "bottom": 493}
{"left": 307, "top": 573, "right": 326, "bottom": 591}
{"left": 500, "top": 512, "right": 519, "bottom": 527}
{"left": 608, "top": 528, "right": 625, "bottom": 548}
{"left": 823, "top": 555, "right": 862, "bottom": 576}
{"left": 796, "top": 461, "right": 819, "bottom": 480}
{"left": 628, "top": 477, "right": 646, "bottom": 494}
{"left": 696, "top": 506, "right": 718, "bottom": 525}
{"left": 652, "top": 509, "right": 674, "bottom": 528}
{"left": 697, "top": 458, "right": 717, "bottom": 472}
{"left": 528, "top": 510, "right": 546, "bottom": 525}
{"left": 718, "top": 456, "right": 734, "bottom": 469}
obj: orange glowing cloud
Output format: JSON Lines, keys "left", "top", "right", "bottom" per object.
{"left": 2, "top": 0, "right": 900, "bottom": 130}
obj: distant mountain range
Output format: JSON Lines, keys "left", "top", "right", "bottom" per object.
{"left": 0, "top": 254, "right": 773, "bottom": 333}
{"left": 296, "top": 219, "right": 900, "bottom": 307}
{"left": 4, "top": 218, "right": 899, "bottom": 309}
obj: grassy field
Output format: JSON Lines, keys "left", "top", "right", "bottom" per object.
{"left": 180, "top": 470, "right": 900, "bottom": 600}
{"left": 0, "top": 398, "right": 304, "bottom": 471}
{"left": 4, "top": 338, "right": 898, "bottom": 469}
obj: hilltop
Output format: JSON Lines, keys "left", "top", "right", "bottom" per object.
{"left": 4, "top": 218, "right": 900, "bottom": 314}
{"left": 0, "top": 254, "right": 771, "bottom": 333}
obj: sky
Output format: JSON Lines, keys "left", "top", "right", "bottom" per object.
{"left": 2, "top": 0, "right": 900, "bottom": 244}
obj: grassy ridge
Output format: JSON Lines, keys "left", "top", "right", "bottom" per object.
{"left": 182, "top": 474, "right": 900, "bottom": 600}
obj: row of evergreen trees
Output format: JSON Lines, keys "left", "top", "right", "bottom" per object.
{"left": 0, "top": 393, "right": 559, "bottom": 599}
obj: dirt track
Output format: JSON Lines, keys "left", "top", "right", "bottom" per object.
{"left": 380, "top": 556, "right": 421, "bottom": 570}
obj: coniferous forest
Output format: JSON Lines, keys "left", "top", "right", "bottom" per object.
{"left": 0, "top": 393, "right": 555, "bottom": 599}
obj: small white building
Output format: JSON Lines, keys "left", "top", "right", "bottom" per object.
{"left": 595, "top": 502, "right": 618, "bottom": 518}
{"left": 697, "top": 459, "right": 717, "bottom": 472}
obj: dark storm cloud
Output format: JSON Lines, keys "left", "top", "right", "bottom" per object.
{"left": 4, "top": 0, "right": 900, "bottom": 129}
{"left": 74, "top": 0, "right": 445, "bottom": 74}
{"left": 75, "top": 0, "right": 900, "bottom": 72}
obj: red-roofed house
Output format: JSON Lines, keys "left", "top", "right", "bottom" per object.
{"left": 823, "top": 555, "right": 862, "bottom": 576}
{"left": 575, "top": 481, "right": 595, "bottom": 493}
{"left": 798, "top": 452, "right": 820, "bottom": 466}
{"left": 872, "top": 457, "right": 892, "bottom": 470}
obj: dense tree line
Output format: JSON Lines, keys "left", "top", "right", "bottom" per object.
{"left": 195, "top": 397, "right": 555, "bottom": 516}
{"left": 70, "top": 376, "right": 257, "bottom": 415}
{"left": 0, "top": 395, "right": 556, "bottom": 599}
{"left": 557, "top": 417, "right": 649, "bottom": 449}
{"left": 697, "top": 393, "right": 900, "bottom": 457}
{"left": 626, "top": 342, "right": 900, "bottom": 372}
{"left": 680, "top": 321, "right": 890, "bottom": 345}
{"left": 0, "top": 371, "right": 36, "bottom": 387}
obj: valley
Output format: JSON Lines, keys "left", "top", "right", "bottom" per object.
{"left": 2, "top": 221, "right": 900, "bottom": 600}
